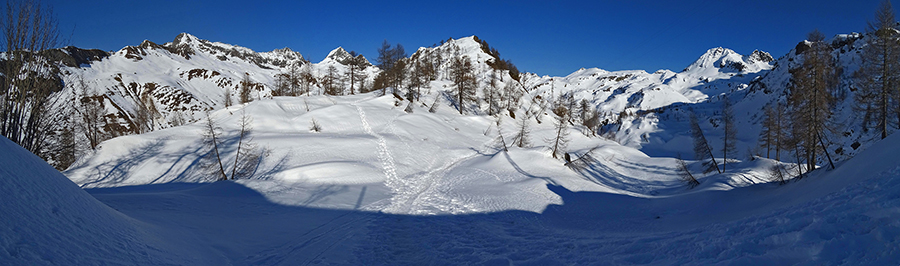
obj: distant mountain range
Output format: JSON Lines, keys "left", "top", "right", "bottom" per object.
{"left": 36, "top": 32, "right": 873, "bottom": 168}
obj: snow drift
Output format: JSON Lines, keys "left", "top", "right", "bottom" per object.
{"left": 0, "top": 136, "right": 223, "bottom": 265}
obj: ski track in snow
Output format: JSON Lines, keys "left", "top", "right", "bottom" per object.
{"left": 352, "top": 98, "right": 488, "bottom": 214}
{"left": 402, "top": 152, "right": 482, "bottom": 214}
{"left": 352, "top": 99, "right": 404, "bottom": 212}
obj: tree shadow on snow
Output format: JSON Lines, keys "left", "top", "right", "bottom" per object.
{"left": 77, "top": 137, "right": 168, "bottom": 187}
{"left": 82, "top": 181, "right": 672, "bottom": 265}
{"left": 81, "top": 176, "right": 841, "bottom": 265}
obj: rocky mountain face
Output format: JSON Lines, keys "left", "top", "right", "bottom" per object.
{"left": 47, "top": 33, "right": 377, "bottom": 143}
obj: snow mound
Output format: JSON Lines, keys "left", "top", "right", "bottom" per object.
{"left": 0, "top": 136, "right": 221, "bottom": 265}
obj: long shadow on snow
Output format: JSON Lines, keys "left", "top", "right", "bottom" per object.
{"left": 82, "top": 178, "right": 802, "bottom": 265}
{"left": 83, "top": 181, "right": 663, "bottom": 265}
{"left": 78, "top": 137, "right": 168, "bottom": 187}
{"left": 569, "top": 153, "right": 672, "bottom": 195}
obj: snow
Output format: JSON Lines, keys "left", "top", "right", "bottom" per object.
{"left": 3, "top": 33, "right": 899, "bottom": 264}
{"left": 0, "top": 136, "right": 224, "bottom": 265}
{"left": 29, "top": 90, "right": 898, "bottom": 264}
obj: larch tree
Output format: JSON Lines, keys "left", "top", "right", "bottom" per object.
{"left": 273, "top": 72, "right": 290, "bottom": 96}
{"left": 760, "top": 106, "right": 774, "bottom": 159}
{"left": 486, "top": 70, "right": 502, "bottom": 116}
{"left": 759, "top": 102, "right": 789, "bottom": 160}
{"left": 789, "top": 29, "right": 839, "bottom": 170}
{"left": 547, "top": 107, "right": 570, "bottom": 160}
{"left": 373, "top": 40, "right": 408, "bottom": 94}
{"left": 689, "top": 111, "right": 721, "bottom": 174}
{"left": 299, "top": 65, "right": 315, "bottom": 96}
{"left": 513, "top": 116, "right": 532, "bottom": 148}
{"left": 202, "top": 110, "right": 228, "bottom": 181}
{"left": 676, "top": 154, "right": 700, "bottom": 188}
{"left": 323, "top": 65, "right": 342, "bottom": 96}
{"left": 1, "top": 0, "right": 61, "bottom": 157}
{"left": 239, "top": 73, "right": 253, "bottom": 104}
{"left": 855, "top": 0, "right": 900, "bottom": 139}
{"left": 230, "top": 109, "right": 261, "bottom": 179}
{"left": 449, "top": 55, "right": 477, "bottom": 114}
{"left": 346, "top": 51, "right": 367, "bottom": 95}
{"left": 74, "top": 75, "right": 107, "bottom": 150}
{"left": 721, "top": 97, "right": 737, "bottom": 171}
{"left": 202, "top": 109, "right": 261, "bottom": 181}
{"left": 224, "top": 86, "right": 233, "bottom": 107}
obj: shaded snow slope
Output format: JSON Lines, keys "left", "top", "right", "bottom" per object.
{"left": 0, "top": 136, "right": 223, "bottom": 265}
{"left": 62, "top": 127, "right": 900, "bottom": 265}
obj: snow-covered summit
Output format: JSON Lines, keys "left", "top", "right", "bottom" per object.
{"left": 683, "top": 47, "right": 774, "bottom": 74}
{"left": 324, "top": 46, "right": 352, "bottom": 63}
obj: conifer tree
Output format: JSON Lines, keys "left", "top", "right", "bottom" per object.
{"left": 1, "top": 0, "right": 60, "bottom": 156}
{"left": 346, "top": 51, "right": 367, "bottom": 95}
{"left": 202, "top": 111, "right": 228, "bottom": 181}
{"left": 722, "top": 98, "right": 737, "bottom": 170}
{"left": 230, "top": 109, "right": 260, "bottom": 179}
{"left": 224, "top": 87, "right": 233, "bottom": 107}
{"left": 450, "top": 56, "right": 477, "bottom": 114}
{"left": 323, "top": 65, "right": 342, "bottom": 96}
{"left": 299, "top": 65, "right": 316, "bottom": 96}
{"left": 676, "top": 154, "right": 700, "bottom": 188}
{"left": 790, "top": 30, "right": 839, "bottom": 170}
{"left": 513, "top": 116, "right": 532, "bottom": 148}
{"left": 74, "top": 76, "right": 107, "bottom": 150}
{"left": 855, "top": 0, "right": 900, "bottom": 139}
{"left": 547, "top": 107, "right": 570, "bottom": 159}
{"left": 689, "top": 112, "right": 721, "bottom": 174}
{"left": 759, "top": 105, "right": 776, "bottom": 159}
{"left": 239, "top": 73, "right": 253, "bottom": 104}
{"left": 759, "top": 102, "right": 790, "bottom": 160}
{"left": 486, "top": 70, "right": 502, "bottom": 116}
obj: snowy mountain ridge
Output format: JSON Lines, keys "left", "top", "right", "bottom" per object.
{"left": 6, "top": 31, "right": 900, "bottom": 265}
{"left": 30, "top": 31, "right": 885, "bottom": 173}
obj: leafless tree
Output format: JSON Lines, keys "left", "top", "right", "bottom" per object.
{"left": 789, "top": 29, "right": 838, "bottom": 170}
{"left": 768, "top": 163, "right": 787, "bottom": 185}
{"left": 224, "top": 86, "right": 233, "bottom": 107}
{"left": 512, "top": 116, "right": 531, "bottom": 148}
{"left": 722, "top": 97, "right": 737, "bottom": 170}
{"left": 239, "top": 73, "right": 253, "bottom": 104}
{"left": 309, "top": 117, "right": 321, "bottom": 132}
{"left": 230, "top": 109, "right": 260, "bottom": 179}
{"left": 676, "top": 154, "right": 700, "bottom": 188}
{"left": 0, "top": 0, "right": 61, "bottom": 156}
{"left": 547, "top": 107, "right": 570, "bottom": 159}
{"left": 202, "top": 111, "right": 228, "bottom": 181}
{"left": 323, "top": 65, "right": 342, "bottom": 96}
{"left": 202, "top": 109, "right": 261, "bottom": 181}
{"left": 855, "top": 0, "right": 900, "bottom": 139}
{"left": 450, "top": 55, "right": 477, "bottom": 114}
{"left": 690, "top": 112, "right": 721, "bottom": 174}
{"left": 73, "top": 75, "right": 107, "bottom": 150}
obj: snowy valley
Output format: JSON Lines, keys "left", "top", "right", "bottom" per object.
{"left": 1, "top": 29, "right": 900, "bottom": 265}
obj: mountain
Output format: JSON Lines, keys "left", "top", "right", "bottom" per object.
{"left": 50, "top": 33, "right": 378, "bottom": 141}
{"left": 3, "top": 32, "right": 899, "bottom": 264}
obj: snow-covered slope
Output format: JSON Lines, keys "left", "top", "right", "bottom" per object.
{"left": 8, "top": 32, "right": 899, "bottom": 264}
{"left": 51, "top": 33, "right": 378, "bottom": 141}
{"left": 53, "top": 97, "right": 900, "bottom": 264}
{"left": 0, "top": 136, "right": 223, "bottom": 265}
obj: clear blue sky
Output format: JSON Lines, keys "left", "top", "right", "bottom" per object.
{"left": 47, "top": 0, "right": 889, "bottom": 76}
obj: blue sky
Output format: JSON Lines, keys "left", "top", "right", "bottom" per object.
{"left": 48, "top": 0, "right": 889, "bottom": 76}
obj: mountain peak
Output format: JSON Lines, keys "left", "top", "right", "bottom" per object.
{"left": 172, "top": 32, "right": 201, "bottom": 47}
{"left": 326, "top": 47, "right": 350, "bottom": 60}
{"left": 683, "top": 47, "right": 772, "bottom": 74}
{"left": 686, "top": 47, "right": 740, "bottom": 70}
{"left": 748, "top": 50, "right": 774, "bottom": 63}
